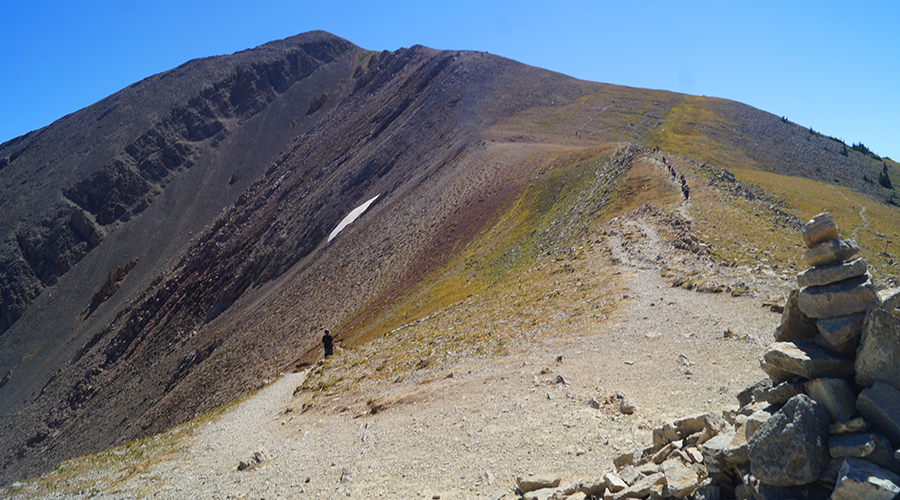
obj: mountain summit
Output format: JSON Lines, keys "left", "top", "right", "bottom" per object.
{"left": 0, "top": 31, "right": 896, "bottom": 485}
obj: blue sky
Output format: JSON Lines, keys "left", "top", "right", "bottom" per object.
{"left": 2, "top": 1, "right": 898, "bottom": 160}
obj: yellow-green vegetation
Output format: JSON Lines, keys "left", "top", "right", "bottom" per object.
{"left": 299, "top": 146, "right": 629, "bottom": 395}
{"left": 647, "top": 96, "right": 758, "bottom": 171}
{"left": 730, "top": 167, "right": 900, "bottom": 276}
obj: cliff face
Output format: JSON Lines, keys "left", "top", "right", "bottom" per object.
{"left": 0, "top": 31, "right": 896, "bottom": 485}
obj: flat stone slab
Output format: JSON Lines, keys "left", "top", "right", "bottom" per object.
{"left": 857, "top": 381, "right": 900, "bottom": 446}
{"left": 798, "top": 273, "right": 881, "bottom": 319}
{"left": 856, "top": 307, "right": 900, "bottom": 389}
{"left": 829, "top": 433, "right": 877, "bottom": 458}
{"left": 797, "top": 258, "right": 867, "bottom": 288}
{"left": 760, "top": 341, "right": 854, "bottom": 382}
{"left": 832, "top": 457, "right": 900, "bottom": 500}
{"left": 803, "top": 238, "right": 860, "bottom": 267}
{"left": 801, "top": 213, "right": 839, "bottom": 248}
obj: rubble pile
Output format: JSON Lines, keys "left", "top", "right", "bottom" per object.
{"left": 530, "top": 213, "right": 900, "bottom": 500}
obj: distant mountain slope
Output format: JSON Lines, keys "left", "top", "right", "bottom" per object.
{"left": 0, "top": 31, "right": 896, "bottom": 485}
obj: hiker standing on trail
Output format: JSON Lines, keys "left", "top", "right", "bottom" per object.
{"left": 323, "top": 330, "right": 334, "bottom": 357}
{"left": 683, "top": 185, "right": 690, "bottom": 201}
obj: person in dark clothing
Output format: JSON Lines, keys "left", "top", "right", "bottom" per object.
{"left": 323, "top": 330, "right": 334, "bottom": 357}
{"left": 683, "top": 185, "right": 690, "bottom": 200}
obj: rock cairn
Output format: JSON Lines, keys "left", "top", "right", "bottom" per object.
{"left": 516, "top": 213, "right": 900, "bottom": 500}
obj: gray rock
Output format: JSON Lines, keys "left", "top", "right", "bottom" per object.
{"left": 516, "top": 474, "right": 561, "bottom": 494}
{"left": 819, "top": 458, "right": 843, "bottom": 485}
{"left": 881, "top": 287, "right": 900, "bottom": 311}
{"left": 773, "top": 289, "right": 819, "bottom": 342}
{"left": 748, "top": 394, "right": 830, "bottom": 487}
{"left": 737, "top": 379, "right": 772, "bottom": 407}
{"left": 798, "top": 258, "right": 867, "bottom": 288}
{"left": 805, "top": 378, "right": 856, "bottom": 423}
{"left": 800, "top": 213, "right": 839, "bottom": 249}
{"left": 832, "top": 458, "right": 900, "bottom": 500}
{"left": 798, "top": 273, "right": 881, "bottom": 318}
{"left": 697, "top": 412, "right": 729, "bottom": 445}
{"left": 817, "top": 312, "right": 866, "bottom": 346}
{"left": 812, "top": 332, "right": 858, "bottom": 359}
{"left": 760, "top": 341, "right": 854, "bottom": 382}
{"left": 762, "top": 381, "right": 805, "bottom": 406}
{"left": 866, "top": 432, "right": 900, "bottom": 474}
{"left": 723, "top": 425, "right": 750, "bottom": 468}
{"left": 701, "top": 430, "right": 736, "bottom": 474}
{"left": 858, "top": 381, "right": 900, "bottom": 445}
{"left": 480, "top": 491, "right": 506, "bottom": 500}
{"left": 236, "top": 447, "right": 272, "bottom": 471}
{"left": 613, "top": 391, "right": 637, "bottom": 415}
{"left": 856, "top": 307, "right": 900, "bottom": 389}
{"left": 803, "top": 238, "right": 860, "bottom": 267}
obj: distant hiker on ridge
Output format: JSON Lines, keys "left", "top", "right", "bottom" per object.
{"left": 323, "top": 330, "right": 334, "bottom": 357}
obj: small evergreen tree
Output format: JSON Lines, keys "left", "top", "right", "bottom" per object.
{"left": 879, "top": 163, "right": 894, "bottom": 190}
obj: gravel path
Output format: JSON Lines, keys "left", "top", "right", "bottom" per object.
{"left": 10, "top": 202, "right": 787, "bottom": 500}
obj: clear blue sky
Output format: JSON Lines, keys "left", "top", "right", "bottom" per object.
{"left": 2, "top": 1, "right": 898, "bottom": 160}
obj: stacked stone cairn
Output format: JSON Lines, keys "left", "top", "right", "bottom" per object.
{"left": 581, "top": 213, "right": 900, "bottom": 500}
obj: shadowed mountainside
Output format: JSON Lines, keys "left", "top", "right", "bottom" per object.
{"left": 0, "top": 30, "right": 898, "bottom": 485}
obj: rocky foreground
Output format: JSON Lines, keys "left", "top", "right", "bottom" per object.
{"left": 517, "top": 213, "right": 900, "bottom": 500}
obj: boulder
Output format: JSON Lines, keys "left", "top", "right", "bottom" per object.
{"left": 701, "top": 430, "right": 736, "bottom": 474}
{"left": 856, "top": 381, "right": 900, "bottom": 445}
{"left": 760, "top": 341, "right": 854, "bottom": 382}
{"left": 516, "top": 474, "right": 561, "bottom": 494}
{"left": 832, "top": 458, "right": 900, "bottom": 500}
{"left": 661, "top": 459, "right": 700, "bottom": 499}
{"left": 604, "top": 472, "right": 627, "bottom": 493}
{"left": 748, "top": 394, "right": 830, "bottom": 487}
{"left": 798, "top": 273, "right": 881, "bottom": 318}
{"left": 805, "top": 378, "right": 856, "bottom": 423}
{"left": 773, "top": 289, "right": 819, "bottom": 342}
{"left": 800, "top": 213, "right": 839, "bottom": 248}
{"left": 803, "top": 238, "right": 860, "bottom": 267}
{"left": 856, "top": 307, "right": 900, "bottom": 389}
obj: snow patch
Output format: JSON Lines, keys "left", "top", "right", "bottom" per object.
{"left": 328, "top": 195, "right": 380, "bottom": 243}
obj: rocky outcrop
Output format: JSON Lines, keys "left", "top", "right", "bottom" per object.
{"left": 573, "top": 213, "right": 900, "bottom": 500}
